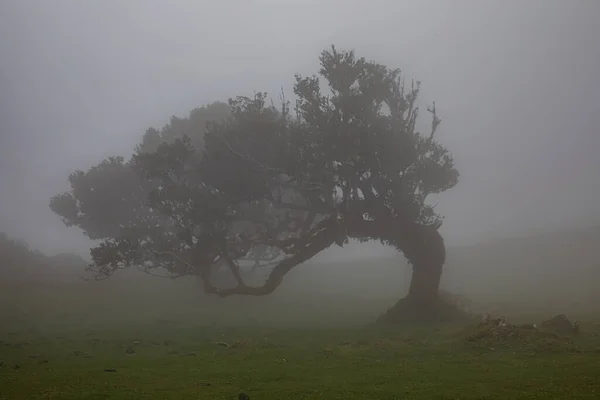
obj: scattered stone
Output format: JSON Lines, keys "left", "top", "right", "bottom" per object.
{"left": 13, "top": 364, "right": 20, "bottom": 370}
{"left": 124, "top": 346, "right": 136, "bottom": 355}
{"left": 214, "top": 341, "right": 229, "bottom": 348}
{"left": 184, "top": 352, "right": 196, "bottom": 357}
{"left": 238, "top": 393, "right": 250, "bottom": 400}
{"left": 104, "top": 368, "right": 117, "bottom": 372}
{"left": 132, "top": 340, "right": 141, "bottom": 345}
{"left": 196, "top": 381, "right": 212, "bottom": 387}
{"left": 28, "top": 353, "right": 43, "bottom": 359}
{"left": 39, "top": 360, "right": 48, "bottom": 364}
{"left": 163, "top": 340, "right": 175, "bottom": 346}
{"left": 167, "top": 349, "right": 179, "bottom": 355}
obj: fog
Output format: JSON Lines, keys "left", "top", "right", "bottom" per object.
{"left": 1, "top": 0, "right": 599, "bottom": 267}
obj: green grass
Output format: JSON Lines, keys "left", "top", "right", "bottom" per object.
{"left": 2, "top": 272, "right": 600, "bottom": 400}
{"left": 2, "top": 320, "right": 600, "bottom": 400}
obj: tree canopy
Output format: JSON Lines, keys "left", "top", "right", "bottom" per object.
{"left": 50, "top": 46, "right": 459, "bottom": 310}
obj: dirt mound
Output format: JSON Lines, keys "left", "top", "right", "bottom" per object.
{"left": 465, "top": 313, "right": 582, "bottom": 352}
{"left": 466, "top": 314, "right": 545, "bottom": 342}
{"left": 541, "top": 314, "right": 580, "bottom": 334}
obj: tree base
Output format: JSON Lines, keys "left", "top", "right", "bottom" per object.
{"left": 377, "top": 296, "right": 469, "bottom": 325}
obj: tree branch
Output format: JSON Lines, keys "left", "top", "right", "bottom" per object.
{"left": 202, "top": 216, "right": 342, "bottom": 297}
{"left": 219, "top": 136, "right": 286, "bottom": 175}
{"left": 135, "top": 265, "right": 185, "bottom": 279}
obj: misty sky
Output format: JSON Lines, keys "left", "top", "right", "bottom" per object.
{"left": 1, "top": 0, "right": 599, "bottom": 261}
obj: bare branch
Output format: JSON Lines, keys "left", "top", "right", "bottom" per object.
{"left": 135, "top": 265, "right": 185, "bottom": 279}
{"left": 427, "top": 101, "right": 441, "bottom": 139}
{"left": 219, "top": 251, "right": 245, "bottom": 286}
{"left": 153, "top": 250, "right": 196, "bottom": 268}
{"left": 202, "top": 217, "right": 342, "bottom": 297}
{"left": 219, "top": 136, "right": 286, "bottom": 175}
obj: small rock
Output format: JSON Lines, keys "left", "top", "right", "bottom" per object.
{"left": 167, "top": 349, "right": 179, "bottom": 355}
{"left": 39, "top": 360, "right": 48, "bottom": 364}
{"left": 196, "top": 381, "right": 212, "bottom": 387}
{"left": 163, "top": 340, "right": 175, "bottom": 346}
{"left": 29, "top": 353, "right": 43, "bottom": 359}
{"left": 104, "top": 368, "right": 117, "bottom": 372}
{"left": 14, "top": 364, "right": 20, "bottom": 370}
{"left": 124, "top": 346, "right": 136, "bottom": 355}
{"left": 214, "top": 341, "right": 229, "bottom": 348}
{"left": 184, "top": 352, "right": 196, "bottom": 357}
{"left": 238, "top": 393, "right": 250, "bottom": 400}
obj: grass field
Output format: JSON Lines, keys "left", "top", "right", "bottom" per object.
{"left": 2, "top": 276, "right": 600, "bottom": 400}
{"left": 2, "top": 319, "right": 600, "bottom": 399}
{"left": 2, "top": 242, "right": 600, "bottom": 400}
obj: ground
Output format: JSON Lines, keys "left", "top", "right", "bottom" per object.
{"left": 1, "top": 319, "right": 600, "bottom": 399}
{"left": 2, "top": 255, "right": 600, "bottom": 400}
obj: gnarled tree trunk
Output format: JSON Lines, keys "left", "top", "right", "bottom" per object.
{"left": 378, "top": 225, "right": 462, "bottom": 324}
{"left": 406, "top": 259, "right": 443, "bottom": 306}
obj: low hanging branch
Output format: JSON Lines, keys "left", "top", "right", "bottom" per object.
{"left": 204, "top": 216, "right": 343, "bottom": 297}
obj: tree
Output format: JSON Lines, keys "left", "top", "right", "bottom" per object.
{"left": 51, "top": 46, "right": 459, "bottom": 323}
